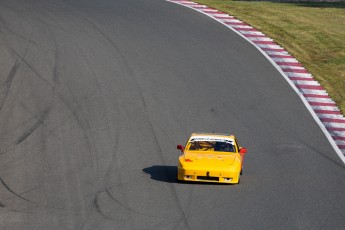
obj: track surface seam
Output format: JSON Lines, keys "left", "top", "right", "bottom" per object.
{"left": 167, "top": 0, "right": 345, "bottom": 164}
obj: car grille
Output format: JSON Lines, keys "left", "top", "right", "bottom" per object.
{"left": 197, "top": 176, "right": 219, "bottom": 181}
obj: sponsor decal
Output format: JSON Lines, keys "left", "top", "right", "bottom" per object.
{"left": 190, "top": 136, "right": 234, "bottom": 144}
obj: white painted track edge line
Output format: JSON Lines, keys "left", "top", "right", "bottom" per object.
{"left": 166, "top": 0, "right": 345, "bottom": 164}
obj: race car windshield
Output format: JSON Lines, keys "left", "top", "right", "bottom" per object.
{"left": 187, "top": 141, "right": 235, "bottom": 152}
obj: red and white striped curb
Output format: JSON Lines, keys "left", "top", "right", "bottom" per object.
{"left": 168, "top": 0, "right": 345, "bottom": 163}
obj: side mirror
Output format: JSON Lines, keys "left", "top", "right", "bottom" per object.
{"left": 177, "top": 145, "right": 185, "bottom": 151}
{"left": 239, "top": 148, "right": 247, "bottom": 155}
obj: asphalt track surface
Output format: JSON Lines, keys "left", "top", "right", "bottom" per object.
{"left": 0, "top": 0, "right": 344, "bottom": 229}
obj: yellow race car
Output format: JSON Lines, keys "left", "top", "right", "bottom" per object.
{"left": 177, "top": 133, "right": 247, "bottom": 184}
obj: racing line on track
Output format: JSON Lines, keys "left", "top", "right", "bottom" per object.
{"left": 167, "top": 0, "right": 345, "bottom": 164}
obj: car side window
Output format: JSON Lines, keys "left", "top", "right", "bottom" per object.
{"left": 234, "top": 139, "right": 240, "bottom": 152}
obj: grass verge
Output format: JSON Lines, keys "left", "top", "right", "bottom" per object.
{"left": 194, "top": 0, "right": 345, "bottom": 113}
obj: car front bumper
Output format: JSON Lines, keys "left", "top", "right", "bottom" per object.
{"left": 177, "top": 167, "right": 240, "bottom": 184}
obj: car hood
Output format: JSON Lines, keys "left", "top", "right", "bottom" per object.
{"left": 182, "top": 152, "right": 236, "bottom": 168}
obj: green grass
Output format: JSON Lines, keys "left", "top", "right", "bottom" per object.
{"left": 194, "top": 0, "right": 345, "bottom": 113}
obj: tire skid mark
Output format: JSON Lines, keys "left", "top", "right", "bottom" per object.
{"left": 71, "top": 11, "right": 148, "bottom": 223}
{"left": 88, "top": 122, "right": 124, "bottom": 224}
{"left": 119, "top": 62, "right": 190, "bottom": 226}
{"left": 11, "top": 47, "right": 52, "bottom": 87}
{"left": 8, "top": 31, "right": 98, "bottom": 174}
{"left": 16, "top": 108, "right": 50, "bottom": 145}
{"left": 116, "top": 53, "right": 190, "bottom": 227}
{"left": 105, "top": 26, "right": 191, "bottom": 225}
{"left": 2, "top": 184, "right": 72, "bottom": 213}
{"left": 75, "top": 45, "right": 129, "bottom": 228}
{"left": 6, "top": 25, "right": 107, "bottom": 230}
{"left": 0, "top": 1, "right": 107, "bottom": 225}
{"left": 3, "top": 34, "right": 99, "bottom": 221}
{"left": 55, "top": 3, "right": 142, "bottom": 180}
{"left": 0, "top": 0, "right": 72, "bottom": 37}
{"left": 90, "top": 17, "right": 191, "bottom": 225}
{"left": 77, "top": 45, "right": 121, "bottom": 180}
{"left": 148, "top": 119, "right": 190, "bottom": 229}
{"left": 95, "top": 133, "right": 129, "bottom": 222}
{"left": 59, "top": 74, "right": 100, "bottom": 178}
{"left": 0, "top": 60, "right": 19, "bottom": 112}
{"left": 17, "top": 49, "right": 95, "bottom": 159}
{"left": 47, "top": 37, "right": 99, "bottom": 180}
{"left": 1, "top": 185, "right": 42, "bottom": 205}
{"left": 93, "top": 193, "right": 114, "bottom": 221}
{"left": 90, "top": 186, "right": 157, "bottom": 223}
{"left": 67, "top": 42, "right": 122, "bottom": 229}
{"left": 78, "top": 15, "right": 149, "bottom": 108}
{"left": 0, "top": 25, "right": 35, "bottom": 100}
{"left": 0, "top": 2, "right": 23, "bottom": 14}
{"left": 0, "top": 200, "right": 5, "bottom": 208}
{"left": 36, "top": 0, "right": 107, "bottom": 43}
{"left": 86, "top": 126, "right": 121, "bottom": 223}
{"left": 52, "top": 1, "right": 118, "bottom": 49}
{"left": 0, "top": 102, "right": 52, "bottom": 156}
{"left": 0, "top": 14, "right": 37, "bottom": 45}
{"left": 52, "top": 33, "right": 60, "bottom": 85}
{"left": 105, "top": 188, "right": 152, "bottom": 218}
{"left": 77, "top": 14, "right": 186, "bottom": 226}
{"left": 0, "top": 176, "right": 37, "bottom": 205}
